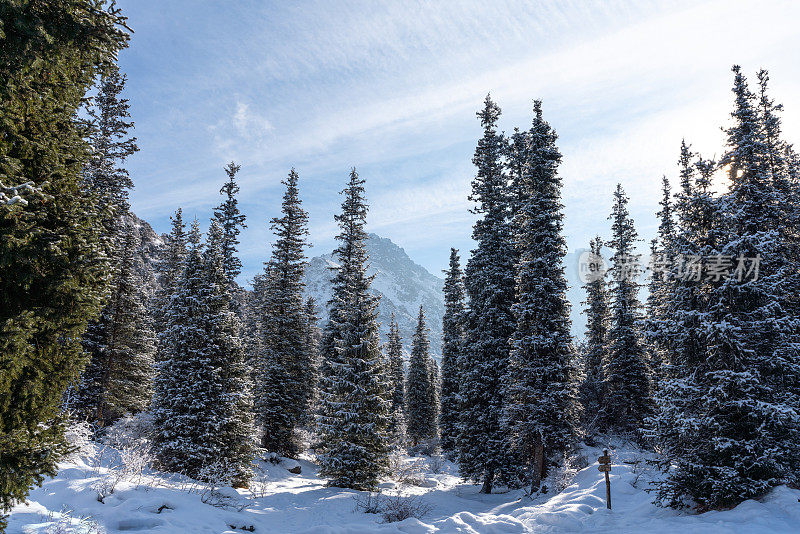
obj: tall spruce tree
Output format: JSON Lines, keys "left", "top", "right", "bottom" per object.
{"left": 654, "top": 67, "right": 800, "bottom": 510}
{"left": 301, "top": 296, "right": 321, "bottom": 426}
{"left": 579, "top": 237, "right": 609, "bottom": 430}
{"left": 602, "top": 184, "right": 651, "bottom": 433}
{"left": 153, "top": 209, "right": 187, "bottom": 336}
{"left": 644, "top": 175, "right": 675, "bottom": 377}
{"left": 152, "top": 222, "right": 254, "bottom": 484}
{"left": 386, "top": 314, "right": 407, "bottom": 440}
{"left": 82, "top": 62, "right": 138, "bottom": 240}
{"left": 317, "top": 169, "right": 391, "bottom": 490}
{"left": 439, "top": 248, "right": 465, "bottom": 455}
{"left": 502, "top": 101, "right": 578, "bottom": 491}
{"left": 213, "top": 162, "right": 247, "bottom": 285}
{"left": 406, "top": 307, "right": 437, "bottom": 447}
{"left": 0, "top": 2, "right": 128, "bottom": 524}
{"left": 458, "top": 95, "right": 517, "bottom": 493}
{"left": 202, "top": 222, "right": 256, "bottom": 485}
{"left": 74, "top": 222, "right": 156, "bottom": 425}
{"left": 253, "top": 169, "right": 310, "bottom": 456}
{"left": 649, "top": 145, "right": 721, "bottom": 509}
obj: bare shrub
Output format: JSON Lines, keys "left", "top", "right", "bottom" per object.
{"left": 45, "top": 506, "right": 104, "bottom": 534}
{"left": 249, "top": 463, "right": 271, "bottom": 499}
{"left": 388, "top": 452, "right": 427, "bottom": 487}
{"left": 353, "top": 492, "right": 384, "bottom": 514}
{"left": 64, "top": 420, "right": 97, "bottom": 461}
{"left": 380, "top": 494, "right": 432, "bottom": 523}
{"left": 196, "top": 461, "right": 248, "bottom": 511}
{"left": 427, "top": 454, "right": 445, "bottom": 474}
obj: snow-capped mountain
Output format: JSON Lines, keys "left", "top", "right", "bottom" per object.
{"left": 304, "top": 233, "right": 445, "bottom": 359}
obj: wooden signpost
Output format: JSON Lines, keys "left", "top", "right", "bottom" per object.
{"left": 598, "top": 449, "right": 611, "bottom": 509}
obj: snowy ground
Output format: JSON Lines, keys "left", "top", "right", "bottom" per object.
{"left": 8, "top": 440, "right": 800, "bottom": 533}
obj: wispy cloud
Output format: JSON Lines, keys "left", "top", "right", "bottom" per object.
{"left": 120, "top": 0, "right": 800, "bottom": 283}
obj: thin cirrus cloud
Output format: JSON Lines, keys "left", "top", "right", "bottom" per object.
{"left": 120, "top": 0, "right": 800, "bottom": 285}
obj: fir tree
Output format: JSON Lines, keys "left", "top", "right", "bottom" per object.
{"left": 253, "top": 169, "right": 310, "bottom": 456}
{"left": 406, "top": 307, "right": 437, "bottom": 447}
{"left": 644, "top": 175, "right": 675, "bottom": 377}
{"left": 301, "top": 296, "right": 321, "bottom": 425}
{"left": 654, "top": 67, "right": 800, "bottom": 510}
{"left": 152, "top": 222, "right": 254, "bottom": 484}
{"left": 317, "top": 169, "right": 391, "bottom": 490}
{"left": 0, "top": 1, "right": 128, "bottom": 524}
{"left": 602, "top": 184, "right": 651, "bottom": 433}
{"left": 439, "top": 248, "right": 465, "bottom": 455}
{"left": 202, "top": 222, "right": 256, "bottom": 485}
{"left": 502, "top": 101, "right": 578, "bottom": 491}
{"left": 579, "top": 237, "right": 609, "bottom": 430}
{"left": 213, "top": 162, "right": 247, "bottom": 284}
{"left": 459, "top": 95, "right": 517, "bottom": 493}
{"left": 74, "top": 222, "right": 156, "bottom": 425}
{"left": 82, "top": 62, "right": 138, "bottom": 239}
{"left": 153, "top": 209, "right": 187, "bottom": 336}
{"left": 386, "top": 314, "right": 407, "bottom": 440}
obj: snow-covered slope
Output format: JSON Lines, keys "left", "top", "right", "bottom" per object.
{"left": 304, "top": 233, "right": 445, "bottom": 359}
{"left": 10, "top": 438, "right": 800, "bottom": 533}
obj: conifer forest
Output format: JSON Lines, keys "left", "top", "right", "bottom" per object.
{"left": 2, "top": 1, "right": 800, "bottom": 532}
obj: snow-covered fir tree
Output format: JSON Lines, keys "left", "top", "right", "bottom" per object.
{"left": 73, "top": 63, "right": 146, "bottom": 427}
{"left": 579, "top": 236, "right": 609, "bottom": 431}
{"left": 501, "top": 101, "right": 578, "bottom": 491}
{"left": 459, "top": 95, "right": 517, "bottom": 493}
{"left": 153, "top": 209, "right": 187, "bottom": 337}
{"left": 253, "top": 169, "right": 311, "bottom": 456}
{"left": 301, "top": 296, "right": 321, "bottom": 426}
{"left": 213, "top": 162, "right": 247, "bottom": 285}
{"left": 439, "top": 248, "right": 464, "bottom": 456}
{"left": 386, "top": 314, "right": 407, "bottom": 441}
{"left": 654, "top": 67, "right": 800, "bottom": 510}
{"left": 152, "top": 221, "right": 254, "bottom": 484}
{"left": 81, "top": 62, "right": 138, "bottom": 239}
{"left": 601, "top": 184, "right": 651, "bottom": 433}
{"left": 644, "top": 175, "right": 675, "bottom": 377}
{"left": 74, "top": 221, "right": 155, "bottom": 425}
{"left": 406, "top": 306, "right": 438, "bottom": 447}
{"left": 202, "top": 221, "right": 256, "bottom": 485}
{"left": 317, "top": 169, "right": 391, "bottom": 490}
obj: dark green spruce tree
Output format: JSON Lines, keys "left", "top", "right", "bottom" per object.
{"left": 386, "top": 314, "right": 407, "bottom": 441}
{"left": 152, "top": 222, "right": 254, "bottom": 484}
{"left": 502, "top": 101, "right": 578, "bottom": 492}
{"left": 458, "top": 95, "right": 517, "bottom": 493}
{"left": 213, "top": 162, "right": 247, "bottom": 284}
{"left": 254, "top": 169, "right": 311, "bottom": 456}
{"left": 654, "top": 67, "right": 800, "bottom": 510}
{"left": 643, "top": 175, "right": 675, "bottom": 378}
{"left": 579, "top": 237, "right": 609, "bottom": 431}
{"left": 602, "top": 184, "right": 651, "bottom": 433}
{"left": 301, "top": 296, "right": 321, "bottom": 426}
{"left": 153, "top": 209, "right": 187, "bottom": 337}
{"left": 0, "top": 1, "right": 128, "bottom": 525}
{"left": 74, "top": 58, "right": 141, "bottom": 427}
{"left": 317, "top": 169, "right": 391, "bottom": 490}
{"left": 82, "top": 62, "right": 138, "bottom": 239}
{"left": 439, "top": 248, "right": 464, "bottom": 456}
{"left": 74, "top": 222, "right": 156, "bottom": 424}
{"left": 405, "top": 307, "right": 437, "bottom": 447}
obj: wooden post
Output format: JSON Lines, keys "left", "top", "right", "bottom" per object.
{"left": 597, "top": 448, "right": 611, "bottom": 510}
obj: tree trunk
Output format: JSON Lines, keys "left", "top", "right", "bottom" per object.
{"left": 530, "top": 441, "right": 545, "bottom": 493}
{"left": 480, "top": 468, "right": 494, "bottom": 494}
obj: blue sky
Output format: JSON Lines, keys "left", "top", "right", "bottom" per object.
{"left": 118, "top": 0, "right": 800, "bottom": 285}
